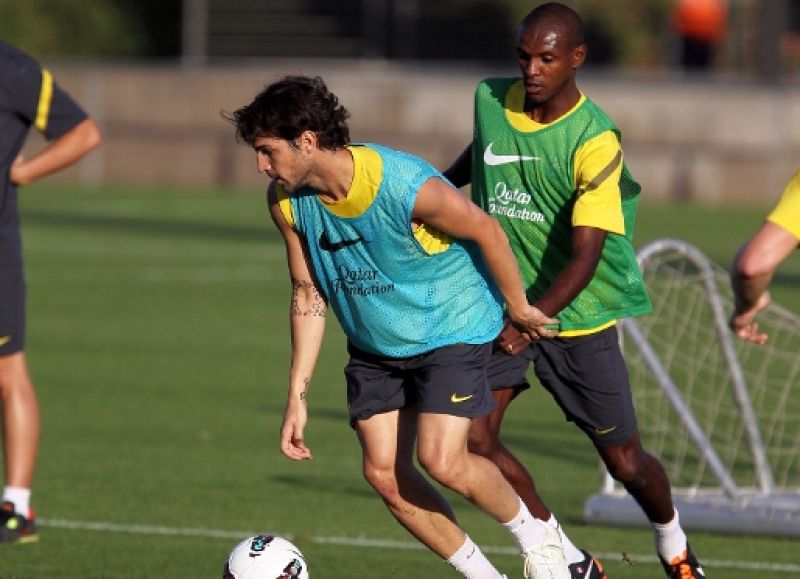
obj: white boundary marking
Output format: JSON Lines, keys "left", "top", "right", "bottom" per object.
{"left": 40, "top": 518, "right": 800, "bottom": 574}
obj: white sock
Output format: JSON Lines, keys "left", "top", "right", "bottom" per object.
{"left": 653, "top": 508, "right": 688, "bottom": 563}
{"left": 446, "top": 535, "right": 504, "bottom": 579}
{"left": 502, "top": 498, "right": 548, "bottom": 553}
{"left": 547, "top": 515, "right": 584, "bottom": 565}
{"left": 2, "top": 486, "right": 31, "bottom": 517}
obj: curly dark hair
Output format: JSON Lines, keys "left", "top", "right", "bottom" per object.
{"left": 224, "top": 75, "right": 350, "bottom": 150}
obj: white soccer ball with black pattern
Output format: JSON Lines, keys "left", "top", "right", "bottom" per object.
{"left": 223, "top": 534, "right": 309, "bottom": 579}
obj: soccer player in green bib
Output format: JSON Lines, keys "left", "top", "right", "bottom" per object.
{"left": 444, "top": 4, "right": 705, "bottom": 578}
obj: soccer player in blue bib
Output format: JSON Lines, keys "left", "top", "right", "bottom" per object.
{"left": 0, "top": 42, "right": 102, "bottom": 544}
{"left": 445, "top": 4, "right": 705, "bottom": 578}
{"left": 227, "top": 75, "right": 572, "bottom": 579}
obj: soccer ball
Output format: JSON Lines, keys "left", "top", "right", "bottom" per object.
{"left": 223, "top": 534, "right": 309, "bottom": 579}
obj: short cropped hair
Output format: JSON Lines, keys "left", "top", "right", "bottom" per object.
{"left": 225, "top": 75, "right": 350, "bottom": 150}
{"left": 521, "top": 2, "right": 585, "bottom": 48}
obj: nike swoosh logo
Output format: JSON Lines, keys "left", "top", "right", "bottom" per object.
{"left": 483, "top": 142, "right": 540, "bottom": 166}
{"left": 451, "top": 393, "right": 474, "bottom": 403}
{"left": 319, "top": 232, "right": 364, "bottom": 252}
{"left": 583, "top": 560, "right": 594, "bottom": 579}
{"left": 594, "top": 425, "right": 618, "bottom": 435}
{"left": 0, "top": 335, "right": 10, "bottom": 347}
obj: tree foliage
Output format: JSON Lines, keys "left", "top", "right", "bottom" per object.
{"left": 0, "top": 0, "right": 676, "bottom": 67}
{"left": 505, "top": 0, "right": 674, "bottom": 68}
{"left": 0, "top": 0, "right": 171, "bottom": 59}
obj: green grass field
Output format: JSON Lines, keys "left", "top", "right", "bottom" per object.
{"left": 2, "top": 185, "right": 798, "bottom": 578}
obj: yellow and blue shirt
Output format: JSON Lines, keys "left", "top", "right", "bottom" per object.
{"left": 278, "top": 144, "right": 504, "bottom": 357}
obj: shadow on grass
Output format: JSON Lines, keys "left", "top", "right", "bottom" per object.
{"left": 270, "top": 474, "right": 375, "bottom": 500}
{"left": 23, "top": 208, "right": 278, "bottom": 242}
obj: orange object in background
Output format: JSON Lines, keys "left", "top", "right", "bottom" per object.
{"left": 674, "top": 0, "right": 728, "bottom": 41}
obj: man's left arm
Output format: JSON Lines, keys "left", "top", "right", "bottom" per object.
{"left": 532, "top": 130, "right": 625, "bottom": 317}
{"left": 533, "top": 226, "right": 606, "bottom": 317}
{"left": 10, "top": 69, "right": 102, "bottom": 186}
{"left": 414, "top": 176, "right": 559, "bottom": 338}
{"left": 11, "top": 118, "right": 102, "bottom": 186}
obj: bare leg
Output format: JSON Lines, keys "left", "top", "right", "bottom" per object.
{"left": 0, "top": 352, "right": 39, "bottom": 489}
{"left": 416, "top": 411, "right": 521, "bottom": 524}
{"left": 467, "top": 388, "right": 552, "bottom": 520}
{"left": 356, "top": 408, "right": 466, "bottom": 558}
{"left": 595, "top": 431, "right": 675, "bottom": 524}
{"left": 468, "top": 389, "right": 589, "bottom": 568}
{"left": 417, "top": 410, "right": 573, "bottom": 579}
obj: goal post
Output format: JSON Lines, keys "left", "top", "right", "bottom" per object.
{"left": 583, "top": 238, "right": 800, "bottom": 537}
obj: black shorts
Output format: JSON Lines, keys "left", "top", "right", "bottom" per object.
{"left": 0, "top": 265, "right": 25, "bottom": 356}
{"left": 486, "top": 326, "right": 637, "bottom": 446}
{"left": 345, "top": 341, "right": 496, "bottom": 427}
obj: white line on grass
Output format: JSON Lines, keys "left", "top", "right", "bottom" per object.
{"left": 40, "top": 518, "right": 800, "bottom": 574}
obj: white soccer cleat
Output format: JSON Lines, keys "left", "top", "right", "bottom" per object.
{"left": 522, "top": 524, "right": 571, "bottom": 579}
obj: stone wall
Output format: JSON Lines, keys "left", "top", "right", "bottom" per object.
{"left": 36, "top": 60, "right": 800, "bottom": 207}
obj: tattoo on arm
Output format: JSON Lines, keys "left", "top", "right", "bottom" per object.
{"left": 299, "top": 377, "right": 310, "bottom": 400}
{"left": 291, "top": 278, "right": 327, "bottom": 316}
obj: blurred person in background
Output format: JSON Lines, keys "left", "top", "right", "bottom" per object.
{"left": 0, "top": 41, "right": 102, "bottom": 544}
{"left": 444, "top": 3, "right": 706, "bottom": 578}
{"left": 673, "top": 0, "right": 728, "bottom": 70}
{"left": 730, "top": 170, "right": 800, "bottom": 344}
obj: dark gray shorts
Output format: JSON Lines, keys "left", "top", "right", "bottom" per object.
{"left": 486, "top": 326, "right": 637, "bottom": 446}
{"left": 0, "top": 266, "right": 25, "bottom": 356}
{"left": 345, "top": 341, "right": 496, "bottom": 428}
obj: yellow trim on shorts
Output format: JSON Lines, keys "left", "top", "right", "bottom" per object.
{"left": 558, "top": 319, "right": 617, "bottom": 338}
{"left": 34, "top": 68, "right": 54, "bottom": 132}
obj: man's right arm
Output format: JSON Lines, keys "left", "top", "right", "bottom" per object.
{"left": 442, "top": 143, "right": 473, "bottom": 188}
{"left": 730, "top": 220, "right": 798, "bottom": 344}
{"left": 267, "top": 183, "right": 327, "bottom": 460}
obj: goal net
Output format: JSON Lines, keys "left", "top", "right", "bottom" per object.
{"left": 583, "top": 238, "right": 800, "bottom": 537}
